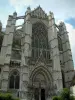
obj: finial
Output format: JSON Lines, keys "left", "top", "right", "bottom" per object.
{"left": 27, "top": 6, "right": 31, "bottom": 10}
{"left": 26, "top": 6, "right": 31, "bottom": 15}
{"left": 49, "top": 11, "right": 52, "bottom": 15}
{"left": 49, "top": 11, "right": 54, "bottom": 18}
{"left": 39, "top": 5, "right": 40, "bottom": 7}
{"left": 13, "top": 11, "right": 17, "bottom": 16}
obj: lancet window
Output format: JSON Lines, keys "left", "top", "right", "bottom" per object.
{"left": 9, "top": 70, "right": 20, "bottom": 89}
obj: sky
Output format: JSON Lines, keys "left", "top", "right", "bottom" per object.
{"left": 0, "top": 0, "right": 75, "bottom": 67}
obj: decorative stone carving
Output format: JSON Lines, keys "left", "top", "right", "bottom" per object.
{"left": 31, "top": 6, "right": 48, "bottom": 19}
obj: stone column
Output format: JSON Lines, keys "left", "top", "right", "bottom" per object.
{"left": 59, "top": 22, "right": 74, "bottom": 87}
{"left": 48, "top": 12, "right": 63, "bottom": 92}
{"left": 1, "top": 15, "right": 12, "bottom": 58}
{"left": 1, "top": 12, "right": 17, "bottom": 91}
{"left": 20, "top": 7, "right": 32, "bottom": 99}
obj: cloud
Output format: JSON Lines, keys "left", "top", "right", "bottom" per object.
{"left": 9, "top": 0, "right": 34, "bottom": 12}
{"left": 8, "top": 0, "right": 75, "bottom": 20}
{"left": 66, "top": 23, "right": 75, "bottom": 48}
{"left": 31, "top": 0, "right": 75, "bottom": 20}
{"left": 66, "top": 23, "right": 75, "bottom": 66}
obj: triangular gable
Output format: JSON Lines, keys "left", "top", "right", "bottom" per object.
{"left": 35, "top": 51, "right": 47, "bottom": 67}
{"left": 31, "top": 6, "right": 48, "bottom": 19}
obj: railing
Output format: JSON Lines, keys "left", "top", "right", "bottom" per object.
{"left": 11, "top": 47, "right": 52, "bottom": 63}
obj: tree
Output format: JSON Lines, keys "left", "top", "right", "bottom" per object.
{"left": 52, "top": 88, "right": 75, "bottom": 100}
{"left": 60, "top": 88, "right": 70, "bottom": 100}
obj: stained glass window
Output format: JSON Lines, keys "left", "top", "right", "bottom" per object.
{"left": 32, "top": 22, "right": 50, "bottom": 59}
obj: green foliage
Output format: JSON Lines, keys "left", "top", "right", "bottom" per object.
{"left": 70, "top": 96, "right": 75, "bottom": 100}
{"left": 0, "top": 93, "right": 19, "bottom": 100}
{"left": 60, "top": 88, "right": 70, "bottom": 100}
{"left": 52, "top": 88, "right": 75, "bottom": 100}
{"left": 15, "top": 98, "right": 19, "bottom": 100}
{"left": 52, "top": 96, "right": 61, "bottom": 100}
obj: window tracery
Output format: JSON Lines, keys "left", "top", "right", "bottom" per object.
{"left": 12, "top": 30, "right": 21, "bottom": 60}
{"left": 12, "top": 30, "right": 21, "bottom": 49}
{"left": 9, "top": 70, "right": 20, "bottom": 89}
{"left": 11, "top": 50, "right": 21, "bottom": 60}
{"left": 32, "top": 22, "right": 50, "bottom": 59}
{"left": 12, "top": 38, "right": 21, "bottom": 49}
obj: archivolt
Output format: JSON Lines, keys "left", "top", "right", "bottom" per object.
{"left": 30, "top": 66, "right": 53, "bottom": 87}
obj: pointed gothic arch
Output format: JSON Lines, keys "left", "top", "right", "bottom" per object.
{"left": 32, "top": 22, "right": 50, "bottom": 60}
{"left": 29, "top": 66, "right": 53, "bottom": 100}
{"left": 30, "top": 66, "right": 53, "bottom": 88}
{"left": 9, "top": 70, "right": 20, "bottom": 89}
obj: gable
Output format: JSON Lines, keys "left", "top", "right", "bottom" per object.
{"left": 31, "top": 6, "right": 48, "bottom": 19}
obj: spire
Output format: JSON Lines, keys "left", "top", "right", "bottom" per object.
{"left": 49, "top": 11, "right": 54, "bottom": 18}
{"left": 13, "top": 11, "right": 17, "bottom": 18}
{"left": 13, "top": 11, "right": 17, "bottom": 16}
{"left": 38, "top": 5, "right": 40, "bottom": 8}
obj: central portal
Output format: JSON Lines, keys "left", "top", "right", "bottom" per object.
{"left": 30, "top": 67, "right": 52, "bottom": 100}
{"left": 35, "top": 88, "right": 45, "bottom": 100}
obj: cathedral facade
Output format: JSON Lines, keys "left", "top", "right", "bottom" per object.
{"left": 0, "top": 6, "right": 74, "bottom": 100}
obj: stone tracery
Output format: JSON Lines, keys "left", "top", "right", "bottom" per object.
{"left": 9, "top": 70, "right": 20, "bottom": 89}
{"left": 32, "top": 22, "right": 50, "bottom": 60}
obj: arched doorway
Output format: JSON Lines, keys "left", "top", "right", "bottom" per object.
{"left": 33, "top": 72, "right": 46, "bottom": 100}
{"left": 29, "top": 66, "right": 53, "bottom": 100}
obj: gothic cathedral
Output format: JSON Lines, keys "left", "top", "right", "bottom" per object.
{"left": 0, "top": 6, "right": 74, "bottom": 100}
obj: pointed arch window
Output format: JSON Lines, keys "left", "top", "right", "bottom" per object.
{"left": 32, "top": 22, "right": 50, "bottom": 59}
{"left": 9, "top": 70, "right": 20, "bottom": 89}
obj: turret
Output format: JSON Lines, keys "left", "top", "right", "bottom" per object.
{"left": 58, "top": 22, "right": 74, "bottom": 87}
